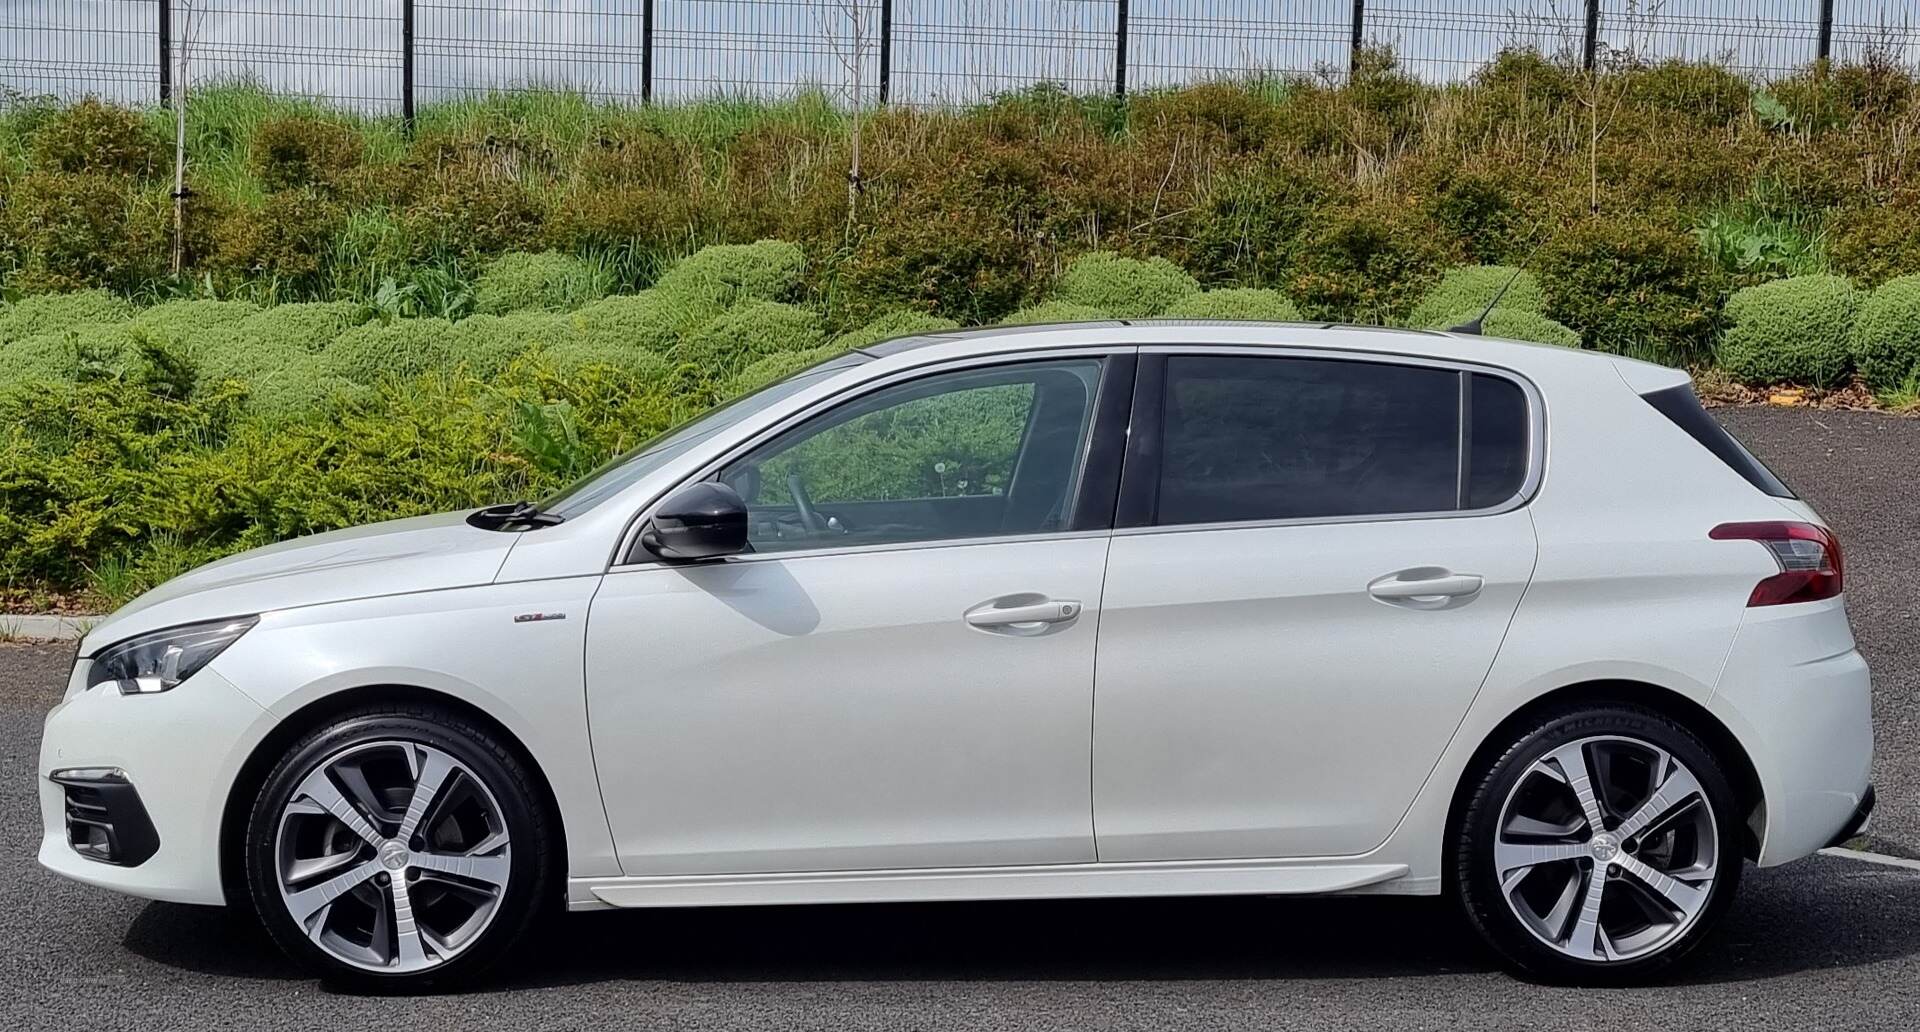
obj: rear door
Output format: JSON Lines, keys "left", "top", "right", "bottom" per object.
{"left": 1092, "top": 349, "right": 1540, "bottom": 861}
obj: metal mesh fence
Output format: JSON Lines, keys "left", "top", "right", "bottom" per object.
{"left": 3, "top": 1, "right": 1919, "bottom": 113}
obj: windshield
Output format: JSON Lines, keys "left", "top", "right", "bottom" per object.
{"left": 539, "top": 356, "right": 867, "bottom": 519}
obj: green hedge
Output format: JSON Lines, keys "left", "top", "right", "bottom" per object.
{"left": 1717, "top": 275, "right": 1859, "bottom": 387}
{"left": 473, "top": 252, "right": 610, "bottom": 314}
{"left": 1159, "top": 288, "right": 1303, "bottom": 321}
{"left": 1407, "top": 266, "right": 1547, "bottom": 330}
{"left": 1424, "top": 307, "right": 1582, "bottom": 348}
{"left": 1852, "top": 274, "right": 1920, "bottom": 392}
{"left": 1053, "top": 253, "right": 1200, "bottom": 318}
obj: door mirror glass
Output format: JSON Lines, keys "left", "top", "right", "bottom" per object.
{"left": 640, "top": 482, "right": 749, "bottom": 561}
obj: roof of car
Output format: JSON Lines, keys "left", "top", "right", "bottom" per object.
{"left": 852, "top": 318, "right": 1682, "bottom": 387}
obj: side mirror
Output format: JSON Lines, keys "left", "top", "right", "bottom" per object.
{"left": 639, "top": 482, "right": 748, "bottom": 561}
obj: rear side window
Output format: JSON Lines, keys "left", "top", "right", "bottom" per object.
{"left": 1147, "top": 356, "right": 1532, "bottom": 526}
{"left": 1639, "top": 385, "right": 1795, "bottom": 499}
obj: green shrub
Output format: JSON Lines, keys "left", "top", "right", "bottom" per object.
{"left": 1052, "top": 252, "right": 1200, "bottom": 318}
{"left": 1851, "top": 274, "right": 1920, "bottom": 391}
{"left": 208, "top": 189, "right": 345, "bottom": 292}
{"left": 248, "top": 115, "right": 364, "bottom": 194}
{"left": 473, "top": 251, "right": 610, "bottom": 314}
{"left": 1407, "top": 266, "right": 1547, "bottom": 329}
{"left": 186, "top": 303, "right": 359, "bottom": 397}
{"left": 829, "top": 310, "right": 961, "bottom": 351}
{"left": 1716, "top": 275, "right": 1859, "bottom": 386}
{"left": 321, "top": 318, "right": 460, "bottom": 384}
{"left": 0, "top": 172, "right": 170, "bottom": 294}
{"left": 653, "top": 240, "right": 806, "bottom": 306}
{"left": 574, "top": 289, "right": 726, "bottom": 353}
{"left": 1287, "top": 203, "right": 1451, "bottom": 323}
{"left": 133, "top": 299, "right": 263, "bottom": 350}
{"left": 0, "top": 289, "right": 134, "bottom": 343}
{"left": 244, "top": 357, "right": 375, "bottom": 422}
{"left": 728, "top": 344, "right": 847, "bottom": 395}
{"left": 1425, "top": 307, "right": 1582, "bottom": 348}
{"left": 841, "top": 204, "right": 1033, "bottom": 323}
{"left": 1828, "top": 204, "right": 1920, "bottom": 287}
{"left": 672, "top": 300, "right": 825, "bottom": 379}
{"left": 27, "top": 98, "right": 162, "bottom": 177}
{"left": 1539, "top": 218, "right": 1723, "bottom": 360}
{"left": 1159, "top": 288, "right": 1302, "bottom": 321}
{"left": 0, "top": 321, "right": 161, "bottom": 397}
{"left": 1000, "top": 301, "right": 1112, "bottom": 325}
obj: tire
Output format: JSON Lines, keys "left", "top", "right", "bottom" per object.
{"left": 1450, "top": 703, "right": 1744, "bottom": 985}
{"left": 244, "top": 704, "right": 556, "bottom": 990}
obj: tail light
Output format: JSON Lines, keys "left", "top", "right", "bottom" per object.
{"left": 1710, "top": 521, "right": 1844, "bottom": 606}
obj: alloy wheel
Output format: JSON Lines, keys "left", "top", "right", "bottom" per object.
{"left": 273, "top": 739, "right": 512, "bottom": 974}
{"left": 1493, "top": 734, "right": 1719, "bottom": 963}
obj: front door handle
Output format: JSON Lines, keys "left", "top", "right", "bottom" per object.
{"left": 964, "top": 594, "right": 1083, "bottom": 633}
{"left": 1367, "top": 568, "right": 1483, "bottom": 608}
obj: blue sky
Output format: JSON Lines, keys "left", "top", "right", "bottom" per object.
{"left": 3, "top": 1, "right": 1916, "bottom": 111}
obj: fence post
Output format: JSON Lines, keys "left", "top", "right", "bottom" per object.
{"left": 1115, "top": 0, "right": 1129, "bottom": 97}
{"left": 158, "top": 0, "right": 172, "bottom": 104}
{"left": 642, "top": 0, "right": 655, "bottom": 102}
{"left": 1582, "top": 0, "right": 1599, "bottom": 71}
{"left": 401, "top": 0, "right": 415, "bottom": 128}
{"left": 1817, "top": 0, "right": 1835, "bottom": 62}
{"left": 1349, "top": 0, "right": 1364, "bottom": 74}
{"left": 879, "top": 0, "right": 893, "bottom": 104}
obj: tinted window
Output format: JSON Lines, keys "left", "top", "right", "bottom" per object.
{"left": 1467, "top": 373, "right": 1530, "bottom": 509}
{"left": 720, "top": 360, "right": 1102, "bottom": 552}
{"left": 1155, "top": 356, "right": 1462, "bottom": 525}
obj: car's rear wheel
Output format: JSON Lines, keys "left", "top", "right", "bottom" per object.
{"left": 244, "top": 705, "right": 555, "bottom": 989}
{"left": 1451, "top": 703, "right": 1743, "bottom": 984}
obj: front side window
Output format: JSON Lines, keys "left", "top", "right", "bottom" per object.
{"left": 1150, "top": 355, "right": 1529, "bottom": 526}
{"left": 719, "top": 360, "right": 1103, "bottom": 553}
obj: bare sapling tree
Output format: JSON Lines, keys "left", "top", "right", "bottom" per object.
{"left": 822, "top": 0, "right": 874, "bottom": 231}
{"left": 1565, "top": 0, "right": 1667, "bottom": 214}
{"left": 170, "top": 0, "right": 204, "bottom": 277}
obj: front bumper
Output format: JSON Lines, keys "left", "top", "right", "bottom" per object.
{"left": 38, "top": 661, "right": 266, "bottom": 906}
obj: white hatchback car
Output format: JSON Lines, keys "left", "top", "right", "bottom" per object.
{"left": 40, "top": 322, "right": 1872, "bottom": 987}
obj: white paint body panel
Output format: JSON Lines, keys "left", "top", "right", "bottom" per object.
{"left": 1094, "top": 511, "right": 1537, "bottom": 861}
{"left": 586, "top": 537, "right": 1108, "bottom": 874}
{"left": 36, "top": 322, "right": 1872, "bottom": 916}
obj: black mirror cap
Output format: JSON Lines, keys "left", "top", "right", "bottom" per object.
{"left": 641, "top": 481, "right": 749, "bottom": 561}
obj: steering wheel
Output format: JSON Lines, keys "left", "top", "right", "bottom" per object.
{"left": 787, "top": 472, "right": 826, "bottom": 533}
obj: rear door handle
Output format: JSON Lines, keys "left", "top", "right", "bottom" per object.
{"left": 1367, "top": 569, "right": 1483, "bottom": 608}
{"left": 965, "top": 594, "right": 1083, "bottom": 633}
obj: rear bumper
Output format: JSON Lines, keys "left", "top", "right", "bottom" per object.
{"left": 1826, "top": 784, "right": 1876, "bottom": 848}
{"left": 1709, "top": 596, "right": 1874, "bottom": 867}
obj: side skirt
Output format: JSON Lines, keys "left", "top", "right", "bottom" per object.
{"left": 568, "top": 857, "right": 1412, "bottom": 911}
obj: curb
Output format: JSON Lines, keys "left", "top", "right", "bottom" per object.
{"left": 0, "top": 614, "right": 101, "bottom": 642}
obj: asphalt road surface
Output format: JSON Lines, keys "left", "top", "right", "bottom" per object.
{"left": 3, "top": 405, "right": 1916, "bottom": 1030}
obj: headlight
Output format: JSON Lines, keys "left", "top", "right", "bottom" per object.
{"left": 86, "top": 617, "right": 258, "bottom": 695}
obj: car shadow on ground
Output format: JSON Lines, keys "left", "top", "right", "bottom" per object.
{"left": 120, "top": 857, "right": 1920, "bottom": 993}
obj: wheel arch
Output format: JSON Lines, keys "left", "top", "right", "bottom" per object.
{"left": 1446, "top": 679, "right": 1767, "bottom": 864}
{"left": 217, "top": 682, "right": 569, "bottom": 909}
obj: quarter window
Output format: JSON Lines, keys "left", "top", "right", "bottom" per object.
{"left": 1148, "top": 356, "right": 1530, "bottom": 527}
{"left": 718, "top": 360, "right": 1102, "bottom": 553}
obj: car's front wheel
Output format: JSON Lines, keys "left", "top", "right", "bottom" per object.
{"left": 244, "top": 705, "right": 555, "bottom": 988}
{"left": 1451, "top": 703, "right": 1744, "bottom": 984}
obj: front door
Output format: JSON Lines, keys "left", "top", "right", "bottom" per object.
{"left": 588, "top": 355, "right": 1123, "bottom": 875}
{"left": 1093, "top": 352, "right": 1540, "bottom": 861}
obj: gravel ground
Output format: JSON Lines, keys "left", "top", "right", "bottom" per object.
{"left": 3, "top": 404, "right": 1916, "bottom": 1030}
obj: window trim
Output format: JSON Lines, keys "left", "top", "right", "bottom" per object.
{"left": 609, "top": 348, "right": 1137, "bottom": 569}
{"left": 1113, "top": 345, "right": 1546, "bottom": 536}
